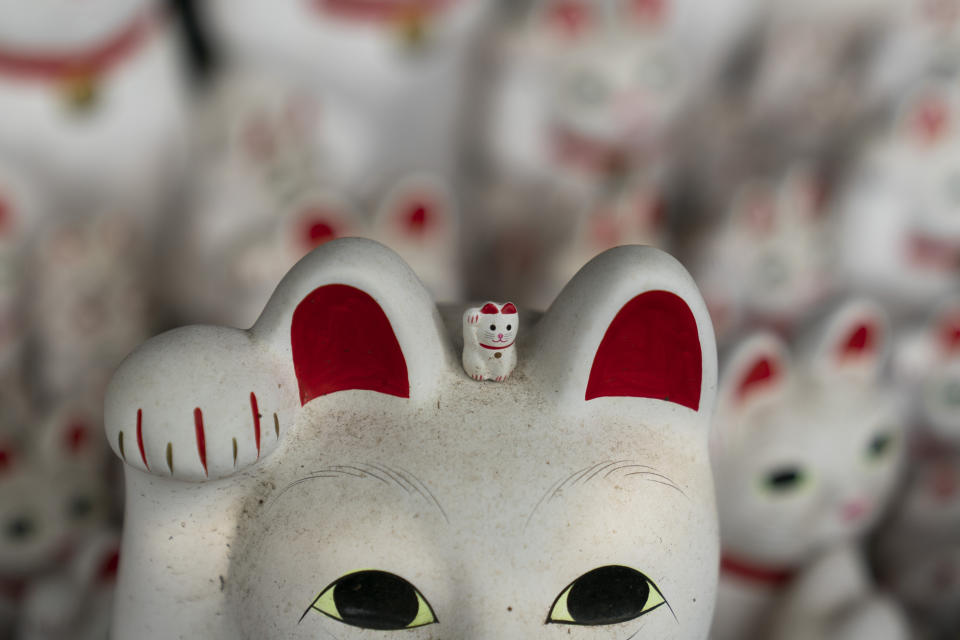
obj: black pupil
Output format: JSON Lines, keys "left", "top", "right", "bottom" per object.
{"left": 564, "top": 565, "right": 652, "bottom": 625}
{"left": 69, "top": 495, "right": 94, "bottom": 520}
{"left": 490, "top": 325, "right": 496, "bottom": 331}
{"left": 869, "top": 434, "right": 892, "bottom": 458}
{"left": 766, "top": 468, "right": 803, "bottom": 490}
{"left": 6, "top": 516, "right": 34, "bottom": 540}
{"left": 506, "top": 325, "right": 512, "bottom": 330}
{"left": 333, "top": 570, "right": 420, "bottom": 630}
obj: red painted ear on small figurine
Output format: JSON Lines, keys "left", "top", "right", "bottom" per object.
{"left": 104, "top": 238, "right": 721, "bottom": 639}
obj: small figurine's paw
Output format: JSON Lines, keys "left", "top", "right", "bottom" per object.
{"left": 467, "top": 313, "right": 480, "bottom": 324}
{"left": 105, "top": 326, "right": 298, "bottom": 482}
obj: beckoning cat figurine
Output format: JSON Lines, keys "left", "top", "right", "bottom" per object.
{"left": 104, "top": 238, "right": 721, "bottom": 639}
{"left": 462, "top": 302, "right": 518, "bottom": 381}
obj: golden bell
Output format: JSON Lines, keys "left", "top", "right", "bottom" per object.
{"left": 61, "top": 71, "right": 99, "bottom": 113}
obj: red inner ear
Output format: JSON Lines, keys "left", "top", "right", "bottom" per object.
{"left": 501, "top": 302, "right": 517, "bottom": 315}
{"left": 64, "top": 420, "right": 90, "bottom": 453}
{"left": 630, "top": 0, "right": 667, "bottom": 24}
{"left": 402, "top": 199, "right": 435, "bottom": 236}
{"left": 914, "top": 97, "right": 949, "bottom": 143}
{"left": 547, "top": 0, "right": 592, "bottom": 37}
{"left": 736, "top": 356, "right": 780, "bottom": 403}
{"left": 586, "top": 290, "right": 702, "bottom": 409}
{"left": 839, "top": 320, "right": 879, "bottom": 360}
{"left": 291, "top": 284, "right": 409, "bottom": 404}
{"left": 300, "top": 211, "right": 339, "bottom": 249}
{"left": 480, "top": 303, "right": 500, "bottom": 314}
{"left": 938, "top": 311, "right": 960, "bottom": 354}
{"left": 0, "top": 447, "right": 12, "bottom": 473}
{"left": 0, "top": 196, "right": 9, "bottom": 233}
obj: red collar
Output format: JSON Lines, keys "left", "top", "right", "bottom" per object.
{"left": 313, "top": 0, "right": 451, "bottom": 21}
{"left": 0, "top": 12, "right": 155, "bottom": 81}
{"left": 720, "top": 554, "right": 796, "bottom": 588}
{"left": 480, "top": 341, "right": 514, "bottom": 350}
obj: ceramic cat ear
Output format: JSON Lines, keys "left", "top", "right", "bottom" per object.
{"left": 806, "top": 299, "right": 889, "bottom": 384}
{"left": 529, "top": 245, "right": 717, "bottom": 420}
{"left": 900, "top": 86, "right": 954, "bottom": 146}
{"left": 713, "top": 332, "right": 791, "bottom": 449}
{"left": 536, "top": 0, "right": 598, "bottom": 40}
{"left": 105, "top": 238, "right": 453, "bottom": 481}
{"left": 373, "top": 173, "right": 454, "bottom": 246}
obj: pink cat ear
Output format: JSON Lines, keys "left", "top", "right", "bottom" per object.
{"left": 377, "top": 175, "right": 452, "bottom": 242}
{"left": 935, "top": 306, "right": 960, "bottom": 355}
{"left": 480, "top": 302, "right": 500, "bottom": 314}
{"left": 625, "top": 0, "right": 668, "bottom": 27}
{"left": 0, "top": 194, "right": 9, "bottom": 234}
{"left": 63, "top": 419, "right": 91, "bottom": 455}
{"left": 0, "top": 446, "right": 14, "bottom": 474}
{"left": 735, "top": 355, "right": 782, "bottom": 403}
{"left": 813, "top": 300, "right": 888, "bottom": 381}
{"left": 586, "top": 290, "right": 702, "bottom": 409}
{"left": 291, "top": 284, "right": 409, "bottom": 404}
{"left": 837, "top": 320, "right": 880, "bottom": 362}
{"left": 295, "top": 207, "right": 342, "bottom": 250}
{"left": 542, "top": 0, "right": 595, "bottom": 39}
{"left": 906, "top": 91, "right": 951, "bottom": 145}
{"left": 719, "top": 333, "right": 790, "bottom": 414}
{"left": 501, "top": 302, "right": 518, "bottom": 315}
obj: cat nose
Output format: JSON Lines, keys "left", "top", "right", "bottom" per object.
{"left": 498, "top": 333, "right": 503, "bottom": 339}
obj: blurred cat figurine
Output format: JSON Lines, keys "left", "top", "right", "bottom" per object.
{"left": 462, "top": 301, "right": 519, "bottom": 382}
{"left": 836, "top": 83, "right": 960, "bottom": 316}
{"left": 692, "top": 163, "right": 833, "bottom": 342}
{"left": 0, "top": 403, "right": 117, "bottom": 640}
{"left": 0, "top": 0, "right": 188, "bottom": 220}
{"left": 104, "top": 239, "right": 722, "bottom": 639}
{"left": 711, "top": 299, "right": 908, "bottom": 640}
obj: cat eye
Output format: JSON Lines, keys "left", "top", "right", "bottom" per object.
{"left": 506, "top": 324, "right": 512, "bottom": 330}
{"left": 67, "top": 494, "right": 95, "bottom": 520}
{"left": 865, "top": 432, "right": 896, "bottom": 462}
{"left": 546, "top": 565, "right": 666, "bottom": 626}
{"left": 490, "top": 324, "right": 497, "bottom": 331}
{"left": 761, "top": 466, "right": 807, "bottom": 493}
{"left": 306, "top": 570, "right": 437, "bottom": 630}
{"left": 5, "top": 515, "right": 35, "bottom": 541}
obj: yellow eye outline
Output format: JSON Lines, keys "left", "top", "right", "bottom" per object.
{"left": 546, "top": 565, "right": 668, "bottom": 626}
{"left": 303, "top": 569, "right": 437, "bottom": 631}
{"left": 757, "top": 465, "right": 810, "bottom": 496}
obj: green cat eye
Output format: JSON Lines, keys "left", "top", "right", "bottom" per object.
{"left": 306, "top": 570, "right": 437, "bottom": 631}
{"left": 546, "top": 565, "right": 667, "bottom": 626}
{"left": 865, "top": 432, "right": 896, "bottom": 462}
{"left": 760, "top": 466, "right": 808, "bottom": 494}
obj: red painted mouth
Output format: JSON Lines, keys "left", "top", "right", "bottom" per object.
{"left": 551, "top": 126, "right": 629, "bottom": 176}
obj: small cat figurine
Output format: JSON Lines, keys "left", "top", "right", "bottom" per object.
{"left": 462, "top": 302, "right": 519, "bottom": 382}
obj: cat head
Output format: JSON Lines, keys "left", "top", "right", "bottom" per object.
{"left": 698, "top": 164, "right": 832, "bottom": 329}
{"left": 472, "top": 302, "right": 519, "bottom": 348}
{"left": 712, "top": 300, "right": 905, "bottom": 569}
{"left": 529, "top": 0, "right": 690, "bottom": 156}
{"left": 104, "top": 238, "right": 719, "bottom": 639}
{"left": 0, "top": 402, "right": 109, "bottom": 579}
